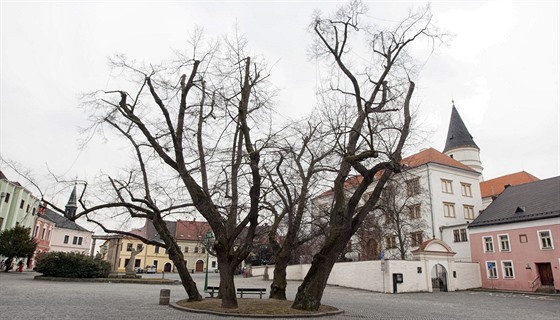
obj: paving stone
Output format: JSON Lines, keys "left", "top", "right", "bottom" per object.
{"left": 0, "top": 271, "right": 558, "bottom": 319}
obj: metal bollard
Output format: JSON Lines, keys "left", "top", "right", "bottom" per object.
{"left": 159, "top": 289, "right": 170, "bottom": 305}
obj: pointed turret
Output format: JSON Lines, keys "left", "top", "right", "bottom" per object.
{"left": 443, "top": 104, "right": 479, "bottom": 153}
{"left": 443, "top": 102, "right": 483, "bottom": 177}
{"left": 65, "top": 184, "right": 78, "bottom": 218}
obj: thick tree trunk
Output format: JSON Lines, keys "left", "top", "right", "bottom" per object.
{"left": 269, "top": 254, "right": 289, "bottom": 300}
{"left": 217, "top": 256, "right": 238, "bottom": 308}
{"left": 292, "top": 232, "right": 349, "bottom": 311}
{"left": 291, "top": 247, "right": 339, "bottom": 311}
{"left": 169, "top": 249, "right": 202, "bottom": 301}
{"left": 152, "top": 216, "right": 202, "bottom": 301}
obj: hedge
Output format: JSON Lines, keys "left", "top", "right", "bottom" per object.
{"left": 35, "top": 252, "right": 111, "bottom": 278}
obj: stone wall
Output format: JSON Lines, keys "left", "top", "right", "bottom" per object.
{"left": 252, "top": 259, "right": 481, "bottom": 293}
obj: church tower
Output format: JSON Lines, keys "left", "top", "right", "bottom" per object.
{"left": 443, "top": 102, "right": 484, "bottom": 177}
{"left": 65, "top": 184, "right": 78, "bottom": 218}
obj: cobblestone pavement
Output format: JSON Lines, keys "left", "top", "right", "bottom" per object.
{"left": 1, "top": 271, "right": 558, "bottom": 319}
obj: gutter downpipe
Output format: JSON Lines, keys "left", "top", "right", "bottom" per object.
{"left": 426, "top": 164, "right": 435, "bottom": 239}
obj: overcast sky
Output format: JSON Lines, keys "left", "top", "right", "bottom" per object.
{"left": 1, "top": 1, "right": 559, "bottom": 206}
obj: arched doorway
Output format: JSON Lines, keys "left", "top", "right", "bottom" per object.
{"left": 195, "top": 260, "right": 204, "bottom": 272}
{"left": 431, "top": 264, "right": 448, "bottom": 292}
{"left": 164, "top": 262, "right": 172, "bottom": 272}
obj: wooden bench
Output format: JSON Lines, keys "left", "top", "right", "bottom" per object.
{"left": 237, "top": 287, "right": 267, "bottom": 299}
{"left": 206, "top": 286, "right": 219, "bottom": 298}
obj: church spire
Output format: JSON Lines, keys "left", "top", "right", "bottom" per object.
{"left": 65, "top": 183, "right": 78, "bottom": 218}
{"left": 442, "top": 102, "right": 483, "bottom": 177}
{"left": 443, "top": 103, "right": 479, "bottom": 153}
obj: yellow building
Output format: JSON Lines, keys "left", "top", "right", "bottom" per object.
{"left": 100, "top": 220, "right": 217, "bottom": 273}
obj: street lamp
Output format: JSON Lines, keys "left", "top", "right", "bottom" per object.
{"left": 203, "top": 230, "right": 214, "bottom": 291}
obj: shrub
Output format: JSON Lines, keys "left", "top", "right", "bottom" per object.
{"left": 35, "top": 252, "right": 111, "bottom": 278}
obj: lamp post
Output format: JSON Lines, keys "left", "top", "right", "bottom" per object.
{"left": 203, "top": 231, "right": 214, "bottom": 291}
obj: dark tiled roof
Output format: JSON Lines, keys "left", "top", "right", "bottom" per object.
{"left": 443, "top": 106, "right": 479, "bottom": 153}
{"left": 144, "top": 220, "right": 176, "bottom": 242}
{"left": 480, "top": 171, "right": 540, "bottom": 198}
{"left": 469, "top": 176, "right": 560, "bottom": 228}
{"left": 0, "top": 170, "right": 7, "bottom": 180}
{"left": 42, "top": 209, "right": 90, "bottom": 232}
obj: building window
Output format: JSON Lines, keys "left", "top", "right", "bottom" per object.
{"left": 519, "top": 234, "right": 528, "bottom": 243}
{"left": 443, "top": 202, "right": 456, "bottom": 217}
{"left": 194, "top": 247, "right": 199, "bottom": 253}
{"left": 538, "top": 230, "right": 553, "bottom": 249}
{"left": 184, "top": 246, "right": 189, "bottom": 253}
{"left": 20, "top": 200, "right": 25, "bottom": 209}
{"left": 386, "top": 236, "right": 397, "bottom": 249}
{"left": 73, "top": 236, "right": 78, "bottom": 245}
{"left": 211, "top": 261, "right": 216, "bottom": 268}
{"left": 127, "top": 243, "right": 133, "bottom": 251}
{"left": 463, "top": 205, "right": 475, "bottom": 220}
{"left": 33, "top": 208, "right": 36, "bottom": 215}
{"left": 499, "top": 234, "right": 510, "bottom": 251}
{"left": 4, "top": 193, "right": 10, "bottom": 203}
{"left": 78, "top": 237, "right": 83, "bottom": 246}
{"left": 408, "top": 204, "right": 421, "bottom": 219}
{"left": 26, "top": 204, "right": 30, "bottom": 213}
{"left": 202, "top": 247, "right": 206, "bottom": 254}
{"left": 136, "top": 244, "right": 143, "bottom": 251}
{"left": 441, "top": 179, "right": 453, "bottom": 194}
{"left": 34, "top": 226, "right": 39, "bottom": 237}
{"left": 410, "top": 232, "right": 423, "bottom": 247}
{"left": 453, "top": 228, "right": 468, "bottom": 242}
{"left": 486, "top": 261, "right": 498, "bottom": 278}
{"left": 461, "top": 183, "right": 472, "bottom": 197}
{"left": 64, "top": 235, "right": 69, "bottom": 244}
{"left": 502, "top": 261, "right": 515, "bottom": 278}
{"left": 154, "top": 246, "right": 160, "bottom": 254}
{"left": 41, "top": 227, "right": 46, "bottom": 240}
{"left": 47, "top": 230, "right": 51, "bottom": 240}
{"left": 406, "top": 178, "right": 421, "bottom": 196}
{"left": 483, "top": 236, "right": 494, "bottom": 253}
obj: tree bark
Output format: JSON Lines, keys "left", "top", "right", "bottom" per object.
{"left": 269, "top": 252, "right": 290, "bottom": 300}
{"left": 291, "top": 233, "right": 348, "bottom": 310}
{"left": 152, "top": 215, "right": 202, "bottom": 301}
{"left": 217, "top": 255, "right": 238, "bottom": 308}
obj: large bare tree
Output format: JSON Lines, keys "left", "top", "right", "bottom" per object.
{"left": 261, "top": 117, "right": 336, "bottom": 300}
{"left": 291, "top": 2, "right": 442, "bottom": 311}
{"left": 41, "top": 33, "right": 273, "bottom": 308}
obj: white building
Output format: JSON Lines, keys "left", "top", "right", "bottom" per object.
{"left": 313, "top": 104, "right": 484, "bottom": 261}
{"left": 42, "top": 208, "right": 93, "bottom": 254}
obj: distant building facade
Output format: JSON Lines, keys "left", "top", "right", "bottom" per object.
{"left": 42, "top": 209, "right": 93, "bottom": 254}
{"left": 469, "top": 177, "right": 560, "bottom": 293}
{"left": 101, "top": 219, "right": 216, "bottom": 273}
{"left": 0, "top": 171, "right": 40, "bottom": 232}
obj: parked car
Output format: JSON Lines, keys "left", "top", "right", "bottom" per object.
{"left": 144, "top": 265, "right": 157, "bottom": 273}
{"left": 134, "top": 267, "right": 143, "bottom": 273}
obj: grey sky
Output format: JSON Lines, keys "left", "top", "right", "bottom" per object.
{"left": 1, "top": 1, "right": 559, "bottom": 204}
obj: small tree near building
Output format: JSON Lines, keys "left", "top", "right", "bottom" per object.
{"left": 0, "top": 225, "right": 37, "bottom": 272}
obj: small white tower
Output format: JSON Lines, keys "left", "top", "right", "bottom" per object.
{"left": 443, "top": 102, "right": 484, "bottom": 178}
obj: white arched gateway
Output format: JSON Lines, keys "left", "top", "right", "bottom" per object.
{"left": 412, "top": 239, "right": 455, "bottom": 292}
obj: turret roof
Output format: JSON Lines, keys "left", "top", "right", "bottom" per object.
{"left": 443, "top": 105, "right": 479, "bottom": 153}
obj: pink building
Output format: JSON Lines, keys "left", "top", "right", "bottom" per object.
{"left": 469, "top": 177, "right": 559, "bottom": 293}
{"left": 30, "top": 215, "right": 55, "bottom": 268}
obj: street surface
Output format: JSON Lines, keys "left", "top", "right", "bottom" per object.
{"left": 1, "top": 271, "right": 558, "bottom": 319}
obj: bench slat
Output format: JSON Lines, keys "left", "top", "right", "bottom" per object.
{"left": 237, "top": 287, "right": 267, "bottom": 299}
